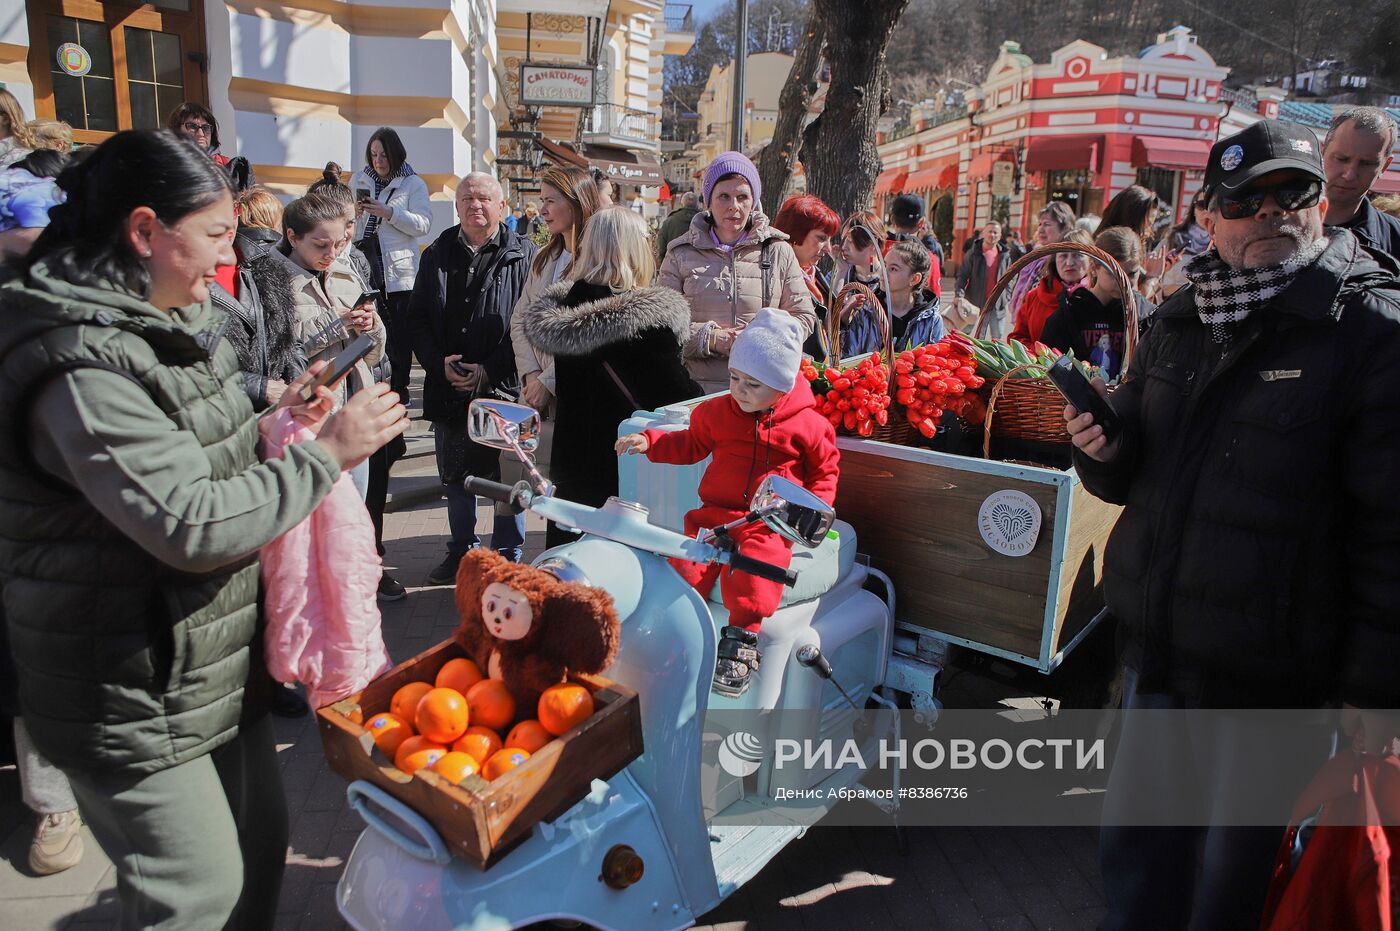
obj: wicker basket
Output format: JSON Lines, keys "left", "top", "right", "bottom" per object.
{"left": 974, "top": 242, "right": 1138, "bottom": 457}
{"left": 823, "top": 281, "right": 911, "bottom": 445}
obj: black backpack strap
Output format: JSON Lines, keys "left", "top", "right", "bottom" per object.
{"left": 14, "top": 359, "right": 154, "bottom": 493}
{"left": 760, "top": 239, "right": 774, "bottom": 308}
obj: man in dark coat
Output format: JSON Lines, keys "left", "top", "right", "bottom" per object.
{"left": 406, "top": 172, "right": 537, "bottom": 584}
{"left": 656, "top": 190, "right": 699, "bottom": 261}
{"left": 1066, "top": 119, "right": 1400, "bottom": 930}
{"left": 1322, "top": 106, "right": 1400, "bottom": 260}
{"left": 955, "top": 220, "right": 1013, "bottom": 310}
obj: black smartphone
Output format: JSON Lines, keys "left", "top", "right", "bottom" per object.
{"left": 299, "top": 333, "right": 376, "bottom": 401}
{"left": 355, "top": 187, "right": 371, "bottom": 204}
{"left": 354, "top": 290, "right": 377, "bottom": 309}
{"left": 1047, "top": 355, "right": 1120, "bottom": 442}
{"left": 448, "top": 360, "right": 472, "bottom": 377}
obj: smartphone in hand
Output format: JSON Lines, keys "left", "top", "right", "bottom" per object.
{"left": 299, "top": 333, "right": 376, "bottom": 401}
{"left": 1047, "top": 355, "right": 1120, "bottom": 442}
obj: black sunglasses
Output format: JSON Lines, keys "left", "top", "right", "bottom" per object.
{"left": 1217, "top": 180, "right": 1322, "bottom": 220}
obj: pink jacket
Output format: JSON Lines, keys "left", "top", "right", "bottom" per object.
{"left": 259, "top": 410, "right": 391, "bottom": 708}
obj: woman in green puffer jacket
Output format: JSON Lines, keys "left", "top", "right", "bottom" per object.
{"left": 0, "top": 129, "right": 409, "bottom": 930}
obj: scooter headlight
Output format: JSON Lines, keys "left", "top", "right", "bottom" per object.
{"left": 600, "top": 844, "right": 645, "bottom": 889}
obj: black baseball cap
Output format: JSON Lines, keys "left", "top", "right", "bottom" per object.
{"left": 1204, "top": 120, "right": 1325, "bottom": 193}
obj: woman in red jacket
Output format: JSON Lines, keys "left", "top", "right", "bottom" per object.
{"left": 1008, "top": 228, "right": 1092, "bottom": 345}
{"left": 616, "top": 309, "right": 840, "bottom": 696}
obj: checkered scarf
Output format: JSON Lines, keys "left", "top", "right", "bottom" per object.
{"left": 1183, "top": 236, "right": 1328, "bottom": 343}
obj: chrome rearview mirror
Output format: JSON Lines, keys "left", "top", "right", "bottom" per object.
{"left": 468, "top": 400, "right": 540, "bottom": 453}
{"left": 751, "top": 475, "right": 835, "bottom": 548}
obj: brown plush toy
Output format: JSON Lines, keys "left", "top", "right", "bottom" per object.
{"left": 452, "top": 549, "right": 622, "bottom": 712}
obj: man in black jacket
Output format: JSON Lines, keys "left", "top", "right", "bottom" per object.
{"left": 406, "top": 173, "right": 537, "bottom": 584}
{"left": 1322, "top": 106, "right": 1400, "bottom": 260}
{"left": 1066, "top": 120, "right": 1400, "bottom": 930}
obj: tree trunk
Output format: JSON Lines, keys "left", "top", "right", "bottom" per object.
{"left": 756, "top": 12, "right": 826, "bottom": 217}
{"left": 802, "top": 0, "right": 911, "bottom": 218}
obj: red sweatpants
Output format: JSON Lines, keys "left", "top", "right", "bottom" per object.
{"left": 671, "top": 505, "right": 793, "bottom": 633}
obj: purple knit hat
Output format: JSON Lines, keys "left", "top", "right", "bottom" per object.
{"left": 702, "top": 151, "right": 761, "bottom": 208}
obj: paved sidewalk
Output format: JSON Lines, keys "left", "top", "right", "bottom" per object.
{"left": 0, "top": 396, "right": 1107, "bottom": 929}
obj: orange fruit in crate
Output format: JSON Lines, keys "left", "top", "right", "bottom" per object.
{"left": 452, "top": 726, "right": 503, "bottom": 764}
{"left": 365, "top": 711, "right": 412, "bottom": 756}
{"left": 482, "top": 747, "right": 531, "bottom": 781}
{"left": 465, "top": 679, "right": 516, "bottom": 731}
{"left": 505, "top": 720, "right": 552, "bottom": 754}
{"left": 436, "top": 658, "right": 484, "bottom": 693}
{"left": 414, "top": 687, "right": 470, "bottom": 743}
{"left": 390, "top": 681, "right": 433, "bottom": 722}
{"left": 429, "top": 751, "right": 480, "bottom": 784}
{"left": 394, "top": 735, "right": 447, "bottom": 775}
{"left": 538, "top": 684, "right": 594, "bottom": 736}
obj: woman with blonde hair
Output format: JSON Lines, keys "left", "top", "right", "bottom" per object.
{"left": 27, "top": 119, "right": 73, "bottom": 153}
{"left": 510, "top": 165, "right": 604, "bottom": 412}
{"left": 0, "top": 89, "right": 38, "bottom": 168}
{"left": 522, "top": 207, "right": 699, "bottom": 545}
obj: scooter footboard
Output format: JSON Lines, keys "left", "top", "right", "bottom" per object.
{"left": 337, "top": 771, "right": 697, "bottom": 931}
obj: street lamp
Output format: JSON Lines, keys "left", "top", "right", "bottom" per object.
{"left": 731, "top": 0, "right": 748, "bottom": 152}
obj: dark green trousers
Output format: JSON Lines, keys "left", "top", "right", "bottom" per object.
{"left": 63, "top": 715, "right": 288, "bottom": 930}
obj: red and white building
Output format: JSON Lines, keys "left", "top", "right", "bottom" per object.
{"left": 877, "top": 26, "right": 1400, "bottom": 265}
{"left": 876, "top": 27, "right": 1235, "bottom": 263}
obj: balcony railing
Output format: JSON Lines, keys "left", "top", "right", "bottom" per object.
{"left": 588, "top": 103, "right": 660, "bottom": 143}
{"left": 664, "top": 4, "right": 694, "bottom": 33}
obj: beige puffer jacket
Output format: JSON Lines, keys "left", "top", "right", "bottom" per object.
{"left": 270, "top": 248, "right": 386, "bottom": 408}
{"left": 657, "top": 210, "right": 816, "bottom": 393}
{"left": 509, "top": 249, "right": 570, "bottom": 406}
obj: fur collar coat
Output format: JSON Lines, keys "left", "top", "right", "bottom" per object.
{"left": 522, "top": 280, "right": 700, "bottom": 509}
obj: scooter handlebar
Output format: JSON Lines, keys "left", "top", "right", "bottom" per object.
{"left": 726, "top": 551, "right": 798, "bottom": 587}
{"left": 463, "top": 476, "right": 530, "bottom": 514}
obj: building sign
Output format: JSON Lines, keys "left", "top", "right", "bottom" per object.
{"left": 55, "top": 43, "right": 93, "bottom": 78}
{"left": 592, "top": 158, "right": 664, "bottom": 187}
{"left": 518, "top": 63, "right": 595, "bottom": 108}
{"left": 991, "top": 161, "right": 1015, "bottom": 196}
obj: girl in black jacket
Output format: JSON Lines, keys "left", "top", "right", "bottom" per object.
{"left": 522, "top": 208, "right": 700, "bottom": 546}
{"left": 1041, "top": 226, "right": 1155, "bottom": 382}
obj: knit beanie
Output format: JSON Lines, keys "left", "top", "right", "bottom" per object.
{"left": 729, "top": 308, "right": 803, "bottom": 392}
{"left": 0, "top": 168, "right": 63, "bottom": 232}
{"left": 702, "top": 151, "right": 762, "bottom": 208}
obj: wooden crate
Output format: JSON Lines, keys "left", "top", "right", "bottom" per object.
{"left": 833, "top": 437, "right": 1122, "bottom": 671}
{"left": 317, "top": 639, "right": 644, "bottom": 869}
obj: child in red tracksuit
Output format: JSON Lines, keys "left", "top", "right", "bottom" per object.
{"left": 616, "top": 308, "right": 840, "bottom": 696}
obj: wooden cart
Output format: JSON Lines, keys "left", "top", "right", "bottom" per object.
{"left": 833, "top": 436, "right": 1122, "bottom": 673}
{"left": 318, "top": 639, "right": 644, "bottom": 869}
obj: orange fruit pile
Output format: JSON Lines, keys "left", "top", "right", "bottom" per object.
{"left": 366, "top": 660, "right": 599, "bottom": 783}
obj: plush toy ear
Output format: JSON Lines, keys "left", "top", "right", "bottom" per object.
{"left": 540, "top": 586, "right": 621, "bottom": 675}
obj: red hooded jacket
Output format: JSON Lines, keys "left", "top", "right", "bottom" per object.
{"left": 642, "top": 375, "right": 840, "bottom": 511}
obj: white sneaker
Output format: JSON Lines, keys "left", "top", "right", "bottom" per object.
{"left": 29, "top": 809, "right": 84, "bottom": 876}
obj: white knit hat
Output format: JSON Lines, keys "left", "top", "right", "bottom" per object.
{"left": 729, "top": 308, "right": 804, "bottom": 392}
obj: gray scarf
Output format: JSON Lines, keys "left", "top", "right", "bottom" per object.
{"left": 1184, "top": 236, "right": 1328, "bottom": 343}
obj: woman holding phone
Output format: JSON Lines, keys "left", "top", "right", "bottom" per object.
{"left": 354, "top": 128, "right": 431, "bottom": 403}
{"left": 0, "top": 129, "right": 408, "bottom": 929}
{"left": 272, "top": 192, "right": 387, "bottom": 498}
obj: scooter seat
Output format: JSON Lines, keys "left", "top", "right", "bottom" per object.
{"left": 707, "top": 519, "right": 858, "bottom": 608}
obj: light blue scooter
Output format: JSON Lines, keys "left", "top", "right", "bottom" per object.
{"left": 336, "top": 399, "right": 939, "bottom": 930}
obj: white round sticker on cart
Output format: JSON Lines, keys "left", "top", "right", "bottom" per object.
{"left": 978, "top": 490, "right": 1042, "bottom": 557}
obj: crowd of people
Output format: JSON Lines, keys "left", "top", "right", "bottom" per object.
{"left": 0, "top": 82, "right": 1397, "bottom": 929}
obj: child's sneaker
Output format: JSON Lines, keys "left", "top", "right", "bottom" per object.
{"left": 713, "top": 626, "right": 761, "bottom": 697}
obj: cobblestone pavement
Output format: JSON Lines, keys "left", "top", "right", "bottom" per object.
{"left": 0, "top": 381, "right": 1108, "bottom": 929}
